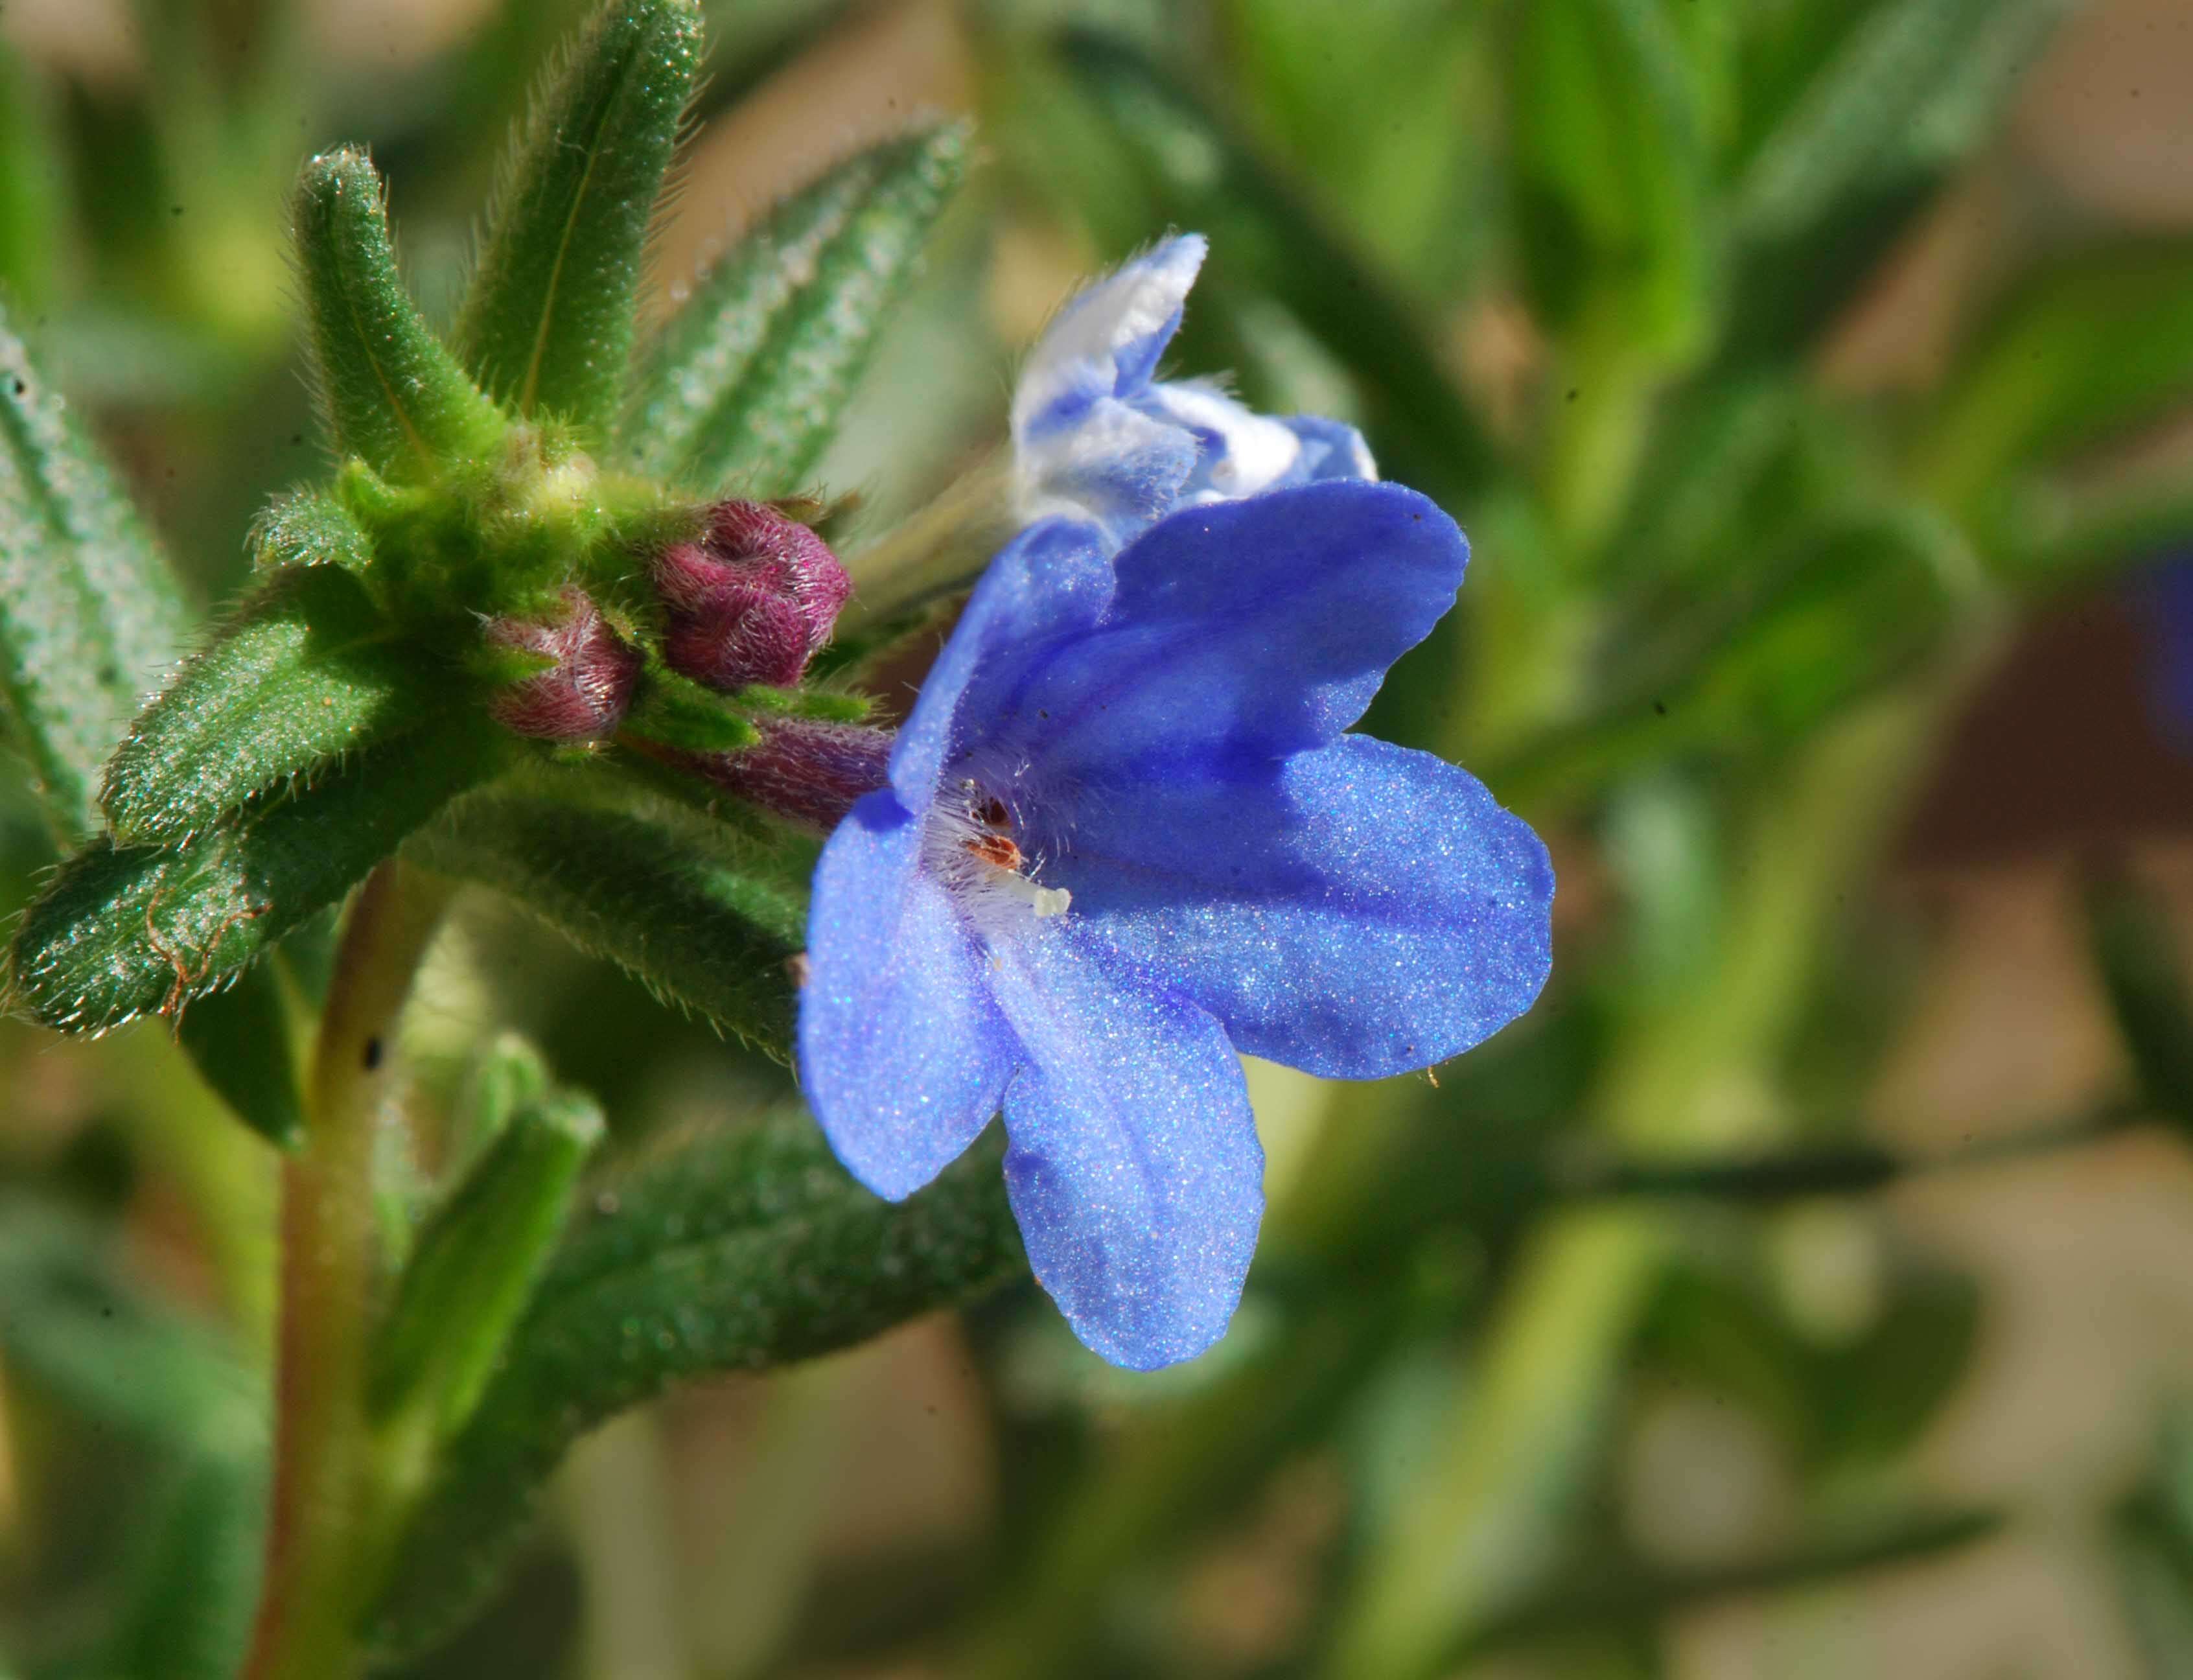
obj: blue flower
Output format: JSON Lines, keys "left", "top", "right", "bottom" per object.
{"left": 796, "top": 240, "right": 1553, "bottom": 1369}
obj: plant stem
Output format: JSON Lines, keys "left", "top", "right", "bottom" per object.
{"left": 240, "top": 861, "right": 453, "bottom": 1680}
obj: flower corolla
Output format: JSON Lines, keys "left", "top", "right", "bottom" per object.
{"left": 797, "top": 237, "right": 1553, "bottom": 1368}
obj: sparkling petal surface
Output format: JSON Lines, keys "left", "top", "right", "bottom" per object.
{"left": 887, "top": 519, "right": 1115, "bottom": 809}
{"left": 990, "top": 926, "right": 1264, "bottom": 1370}
{"left": 958, "top": 480, "right": 1467, "bottom": 784}
{"left": 798, "top": 789, "right": 1018, "bottom": 1200}
{"left": 1057, "top": 735, "right": 1555, "bottom": 1078}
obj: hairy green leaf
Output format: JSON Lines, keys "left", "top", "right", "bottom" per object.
{"left": 0, "top": 304, "right": 189, "bottom": 839}
{"left": 647, "top": 125, "right": 967, "bottom": 493}
{"left": 412, "top": 790, "right": 806, "bottom": 1053}
{"left": 175, "top": 961, "right": 305, "bottom": 1147}
{"left": 9, "top": 718, "right": 516, "bottom": 1034}
{"left": 367, "top": 1115, "right": 1024, "bottom": 1659}
{"left": 456, "top": 0, "right": 702, "bottom": 443}
{"left": 292, "top": 148, "right": 505, "bottom": 480}
{"left": 623, "top": 124, "right": 966, "bottom": 485}
{"left": 100, "top": 563, "right": 446, "bottom": 846}
{"left": 372, "top": 1087, "right": 603, "bottom": 1436}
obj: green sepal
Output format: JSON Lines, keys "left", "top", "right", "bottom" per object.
{"left": 370, "top": 1086, "right": 604, "bottom": 1436}
{"left": 623, "top": 123, "right": 970, "bottom": 489}
{"left": 728, "top": 682, "right": 870, "bottom": 723}
{"left": 410, "top": 789, "right": 804, "bottom": 1055}
{"left": 0, "top": 303, "right": 190, "bottom": 841}
{"left": 455, "top": 0, "right": 702, "bottom": 443}
{"left": 292, "top": 148, "right": 506, "bottom": 481}
{"left": 9, "top": 718, "right": 517, "bottom": 1034}
{"left": 622, "top": 664, "right": 764, "bottom": 752}
{"left": 174, "top": 961, "right": 306, "bottom": 1148}
{"left": 99, "top": 564, "right": 449, "bottom": 846}
{"left": 249, "top": 487, "right": 375, "bottom": 573}
{"left": 366, "top": 1114, "right": 1024, "bottom": 1661}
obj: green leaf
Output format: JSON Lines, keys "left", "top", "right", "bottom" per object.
{"left": 292, "top": 148, "right": 506, "bottom": 481}
{"left": 104, "top": 1452, "right": 268, "bottom": 1680}
{"left": 1734, "top": 0, "right": 2070, "bottom": 243}
{"left": 99, "top": 563, "right": 447, "bottom": 846}
{"left": 450, "top": 1031, "right": 557, "bottom": 1169}
{"left": 1055, "top": 30, "right": 1498, "bottom": 504}
{"left": 372, "top": 1087, "right": 604, "bottom": 1436}
{"left": 8, "top": 717, "right": 516, "bottom": 1034}
{"left": 175, "top": 961, "right": 306, "bottom": 1147}
{"left": 455, "top": 0, "right": 702, "bottom": 444}
{"left": 1511, "top": 0, "right": 1710, "bottom": 352}
{"left": 623, "top": 664, "right": 765, "bottom": 752}
{"left": 2082, "top": 861, "right": 2193, "bottom": 1136}
{"left": 411, "top": 790, "right": 806, "bottom": 1054}
{"left": 1918, "top": 242, "right": 2193, "bottom": 510}
{"left": 625, "top": 123, "right": 970, "bottom": 491}
{"left": 0, "top": 302, "right": 190, "bottom": 840}
{"left": 367, "top": 1114, "right": 1024, "bottom": 1661}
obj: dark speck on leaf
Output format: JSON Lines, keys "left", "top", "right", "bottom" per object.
{"left": 9, "top": 379, "right": 23, "bottom": 397}
{"left": 99, "top": 665, "right": 118, "bottom": 685}
{"left": 291, "top": 432, "right": 304, "bottom": 445}
{"left": 363, "top": 1036, "right": 384, "bottom": 1071}
{"left": 1653, "top": 699, "right": 1668, "bottom": 717}
{"left": 171, "top": 205, "right": 183, "bottom": 216}
{"left": 1566, "top": 388, "right": 1580, "bottom": 402}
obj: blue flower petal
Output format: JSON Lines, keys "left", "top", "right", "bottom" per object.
{"left": 1281, "top": 415, "right": 1376, "bottom": 484}
{"left": 990, "top": 928, "right": 1264, "bottom": 1370}
{"left": 798, "top": 789, "right": 1020, "bottom": 1200}
{"left": 963, "top": 480, "right": 1466, "bottom": 781}
{"left": 887, "top": 519, "right": 1115, "bottom": 810}
{"left": 1058, "top": 735, "right": 1553, "bottom": 1079}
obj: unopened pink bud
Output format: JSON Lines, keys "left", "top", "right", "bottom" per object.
{"left": 485, "top": 591, "right": 640, "bottom": 741}
{"left": 668, "top": 718, "right": 891, "bottom": 832}
{"left": 653, "top": 501, "right": 852, "bottom": 691}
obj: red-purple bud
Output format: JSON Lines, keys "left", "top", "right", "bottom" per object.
{"left": 666, "top": 719, "right": 892, "bottom": 832}
{"left": 653, "top": 500, "right": 852, "bottom": 691}
{"left": 485, "top": 590, "right": 640, "bottom": 741}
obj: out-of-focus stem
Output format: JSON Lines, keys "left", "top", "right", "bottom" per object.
{"left": 240, "top": 861, "right": 453, "bottom": 1680}
{"left": 839, "top": 449, "right": 1015, "bottom": 625}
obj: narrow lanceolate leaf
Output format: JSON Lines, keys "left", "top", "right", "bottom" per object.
{"left": 100, "top": 564, "right": 445, "bottom": 846}
{"left": 628, "top": 124, "right": 969, "bottom": 492}
{"left": 412, "top": 791, "right": 806, "bottom": 1054}
{"left": 0, "top": 305, "right": 189, "bottom": 839}
{"left": 292, "top": 149, "right": 505, "bottom": 480}
{"left": 456, "top": 0, "right": 702, "bottom": 443}
{"left": 1735, "top": 0, "right": 2072, "bottom": 242}
{"left": 367, "top": 1116, "right": 1024, "bottom": 1660}
{"left": 8, "top": 719, "right": 515, "bottom": 1034}
{"left": 371, "top": 1088, "right": 603, "bottom": 1434}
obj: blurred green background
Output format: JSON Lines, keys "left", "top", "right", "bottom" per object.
{"left": 8, "top": 0, "right": 2193, "bottom": 1676}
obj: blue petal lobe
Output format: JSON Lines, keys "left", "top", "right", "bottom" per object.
{"left": 887, "top": 519, "right": 1115, "bottom": 810}
{"left": 990, "top": 929, "right": 1263, "bottom": 1370}
{"left": 798, "top": 789, "right": 1019, "bottom": 1200}
{"left": 1057, "top": 735, "right": 1554, "bottom": 1079}
{"left": 962, "top": 480, "right": 1467, "bottom": 780}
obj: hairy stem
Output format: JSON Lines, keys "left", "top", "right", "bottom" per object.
{"left": 241, "top": 861, "right": 454, "bottom": 1680}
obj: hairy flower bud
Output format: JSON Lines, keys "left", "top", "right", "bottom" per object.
{"left": 664, "top": 718, "right": 891, "bottom": 831}
{"left": 485, "top": 590, "right": 640, "bottom": 741}
{"left": 654, "top": 500, "right": 852, "bottom": 691}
